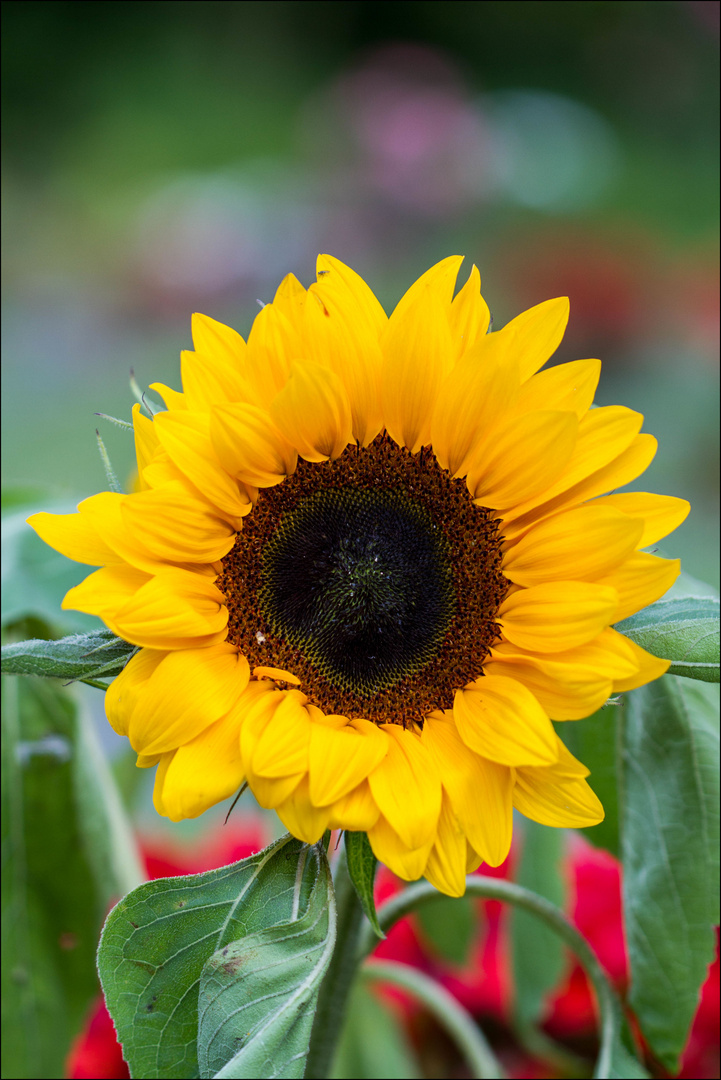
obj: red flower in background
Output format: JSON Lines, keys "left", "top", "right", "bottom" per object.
{"left": 67, "top": 824, "right": 719, "bottom": 1080}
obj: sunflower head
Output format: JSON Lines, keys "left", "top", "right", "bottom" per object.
{"left": 29, "top": 254, "right": 689, "bottom": 896}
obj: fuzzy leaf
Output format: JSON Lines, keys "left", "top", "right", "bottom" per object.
{"left": 616, "top": 596, "right": 719, "bottom": 682}
{"left": 345, "top": 832, "right": 384, "bottom": 939}
{"left": 1, "top": 629, "right": 137, "bottom": 682}
{"left": 620, "top": 676, "right": 719, "bottom": 1070}
{"left": 197, "top": 844, "right": 334, "bottom": 1079}
{"left": 98, "top": 835, "right": 334, "bottom": 1080}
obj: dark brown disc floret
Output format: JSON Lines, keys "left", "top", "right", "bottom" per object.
{"left": 217, "top": 434, "right": 509, "bottom": 725}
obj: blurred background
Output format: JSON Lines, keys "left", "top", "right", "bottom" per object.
{"left": 2, "top": 0, "right": 719, "bottom": 588}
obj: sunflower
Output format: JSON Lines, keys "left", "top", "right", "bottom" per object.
{"left": 29, "top": 255, "right": 688, "bottom": 896}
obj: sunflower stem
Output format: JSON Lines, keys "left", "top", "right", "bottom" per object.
{"left": 304, "top": 851, "right": 365, "bottom": 1079}
{"left": 359, "top": 877, "right": 635, "bottom": 1080}
{"left": 362, "top": 959, "right": 506, "bottom": 1079}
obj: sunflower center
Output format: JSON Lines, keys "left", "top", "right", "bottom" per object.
{"left": 259, "top": 488, "right": 455, "bottom": 696}
{"left": 218, "top": 434, "right": 509, "bottom": 724}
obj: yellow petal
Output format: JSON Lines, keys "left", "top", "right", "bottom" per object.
{"left": 423, "top": 791, "right": 468, "bottom": 897}
{"left": 453, "top": 677, "right": 557, "bottom": 767}
{"left": 105, "top": 648, "right": 168, "bottom": 736}
{"left": 381, "top": 289, "right": 455, "bottom": 453}
{"left": 150, "top": 382, "right": 187, "bottom": 411}
{"left": 180, "top": 349, "right": 255, "bottom": 411}
{"left": 272, "top": 272, "right": 307, "bottom": 323}
{"left": 245, "top": 302, "right": 299, "bottom": 398}
{"left": 486, "top": 627, "right": 640, "bottom": 721}
{"left": 308, "top": 718, "right": 388, "bottom": 806}
{"left": 431, "top": 333, "right": 520, "bottom": 476}
{"left": 191, "top": 312, "right": 247, "bottom": 368}
{"left": 390, "top": 255, "right": 464, "bottom": 323}
{"left": 512, "top": 358, "right": 601, "bottom": 419}
{"left": 612, "top": 636, "right": 670, "bottom": 692}
{"left": 239, "top": 687, "right": 307, "bottom": 808}
{"left": 275, "top": 776, "right": 331, "bottom": 844}
{"left": 252, "top": 693, "right": 311, "bottom": 778}
{"left": 270, "top": 359, "right": 353, "bottom": 462}
{"left": 499, "top": 581, "right": 619, "bottom": 653}
{"left": 27, "top": 509, "right": 120, "bottom": 567}
{"left": 501, "top": 296, "right": 570, "bottom": 381}
{"left": 514, "top": 754, "right": 604, "bottom": 828}
{"left": 503, "top": 505, "right": 643, "bottom": 587}
{"left": 112, "top": 568, "right": 228, "bottom": 650}
{"left": 367, "top": 813, "right": 434, "bottom": 881}
{"left": 316, "top": 254, "right": 388, "bottom": 336}
{"left": 500, "top": 405, "right": 644, "bottom": 526}
{"left": 304, "top": 286, "right": 383, "bottom": 447}
{"left": 151, "top": 751, "right": 176, "bottom": 816}
{"left": 252, "top": 666, "right": 301, "bottom": 685}
{"left": 501, "top": 433, "right": 659, "bottom": 541}
{"left": 422, "top": 712, "right": 513, "bottom": 866}
{"left": 600, "top": 551, "right": 680, "bottom": 622}
{"left": 62, "top": 565, "right": 151, "bottom": 630}
{"left": 469, "top": 410, "right": 578, "bottom": 508}
{"left": 121, "top": 482, "right": 236, "bottom": 564}
{"left": 132, "top": 404, "right": 162, "bottom": 492}
{"left": 448, "top": 264, "right": 491, "bottom": 359}
{"left": 74, "top": 492, "right": 182, "bottom": 574}
{"left": 327, "top": 779, "right": 381, "bottom": 831}
{"left": 127, "top": 643, "right": 249, "bottom": 756}
{"left": 466, "top": 843, "right": 484, "bottom": 874}
{"left": 153, "top": 410, "right": 252, "bottom": 523}
{"left": 484, "top": 650, "right": 612, "bottom": 722}
{"left": 368, "top": 725, "right": 441, "bottom": 850}
{"left": 210, "top": 402, "right": 297, "bottom": 487}
{"left": 160, "top": 709, "right": 245, "bottom": 822}
{"left": 586, "top": 492, "right": 690, "bottom": 549}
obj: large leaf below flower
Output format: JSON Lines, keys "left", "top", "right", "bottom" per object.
{"left": 98, "top": 835, "right": 335, "bottom": 1080}
{"left": 619, "top": 676, "right": 719, "bottom": 1070}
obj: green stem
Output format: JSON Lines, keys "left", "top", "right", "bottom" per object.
{"left": 362, "top": 959, "right": 506, "bottom": 1080}
{"left": 358, "top": 877, "right": 630, "bottom": 1080}
{"left": 304, "top": 854, "right": 365, "bottom": 1079}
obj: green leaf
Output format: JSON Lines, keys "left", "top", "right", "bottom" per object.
{"left": 344, "top": 831, "right": 384, "bottom": 940}
{"left": 98, "top": 834, "right": 335, "bottom": 1080}
{"left": 197, "top": 844, "right": 335, "bottom": 1079}
{"left": 416, "top": 895, "right": 475, "bottom": 965}
{"left": 616, "top": 596, "right": 720, "bottom": 682}
{"left": 557, "top": 703, "right": 620, "bottom": 856}
{"left": 330, "top": 980, "right": 420, "bottom": 1079}
{"left": 510, "top": 819, "right": 565, "bottom": 1028}
{"left": 619, "top": 676, "right": 720, "bottom": 1070}
{"left": 1, "top": 628, "right": 137, "bottom": 683}
{"left": 1, "top": 675, "right": 142, "bottom": 1079}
